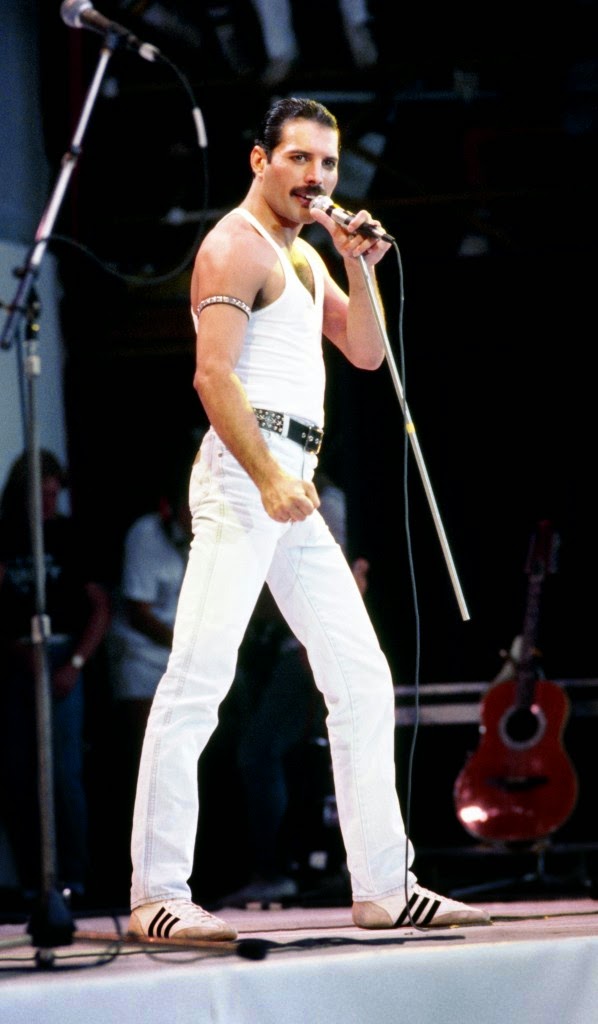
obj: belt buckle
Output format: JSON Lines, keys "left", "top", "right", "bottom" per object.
{"left": 303, "top": 427, "right": 323, "bottom": 455}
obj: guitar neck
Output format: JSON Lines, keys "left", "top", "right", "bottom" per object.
{"left": 516, "top": 575, "right": 544, "bottom": 709}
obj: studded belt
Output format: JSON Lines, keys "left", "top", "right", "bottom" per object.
{"left": 253, "top": 408, "right": 324, "bottom": 455}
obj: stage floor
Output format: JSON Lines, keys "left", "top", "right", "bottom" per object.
{"left": 1, "top": 897, "right": 598, "bottom": 1024}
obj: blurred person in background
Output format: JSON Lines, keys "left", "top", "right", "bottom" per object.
{"left": 0, "top": 450, "right": 110, "bottom": 906}
{"left": 107, "top": 463, "right": 194, "bottom": 834}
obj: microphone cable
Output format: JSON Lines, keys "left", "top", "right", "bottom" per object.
{"left": 379, "top": 236, "right": 427, "bottom": 930}
{"left": 38, "top": 49, "right": 210, "bottom": 287}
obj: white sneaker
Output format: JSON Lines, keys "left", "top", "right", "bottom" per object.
{"left": 128, "top": 898, "right": 237, "bottom": 941}
{"left": 353, "top": 884, "right": 492, "bottom": 928}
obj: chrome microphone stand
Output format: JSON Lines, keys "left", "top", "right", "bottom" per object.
{"left": 0, "top": 30, "right": 122, "bottom": 963}
{"left": 356, "top": 253, "right": 470, "bottom": 623}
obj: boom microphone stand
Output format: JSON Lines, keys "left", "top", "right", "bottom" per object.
{"left": 0, "top": 29, "right": 125, "bottom": 963}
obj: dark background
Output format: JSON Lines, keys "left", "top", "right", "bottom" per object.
{"left": 21, "top": 1, "right": 598, "bottom": 902}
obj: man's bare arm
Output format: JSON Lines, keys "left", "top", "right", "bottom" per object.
{"left": 191, "top": 227, "right": 319, "bottom": 522}
{"left": 311, "top": 205, "right": 390, "bottom": 370}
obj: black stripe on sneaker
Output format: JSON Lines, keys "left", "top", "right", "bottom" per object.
{"left": 394, "top": 892, "right": 419, "bottom": 926}
{"left": 161, "top": 914, "right": 180, "bottom": 938}
{"left": 148, "top": 907, "right": 181, "bottom": 938}
{"left": 394, "top": 892, "right": 442, "bottom": 926}
{"left": 415, "top": 895, "right": 442, "bottom": 925}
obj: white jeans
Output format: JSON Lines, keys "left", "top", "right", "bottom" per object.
{"left": 130, "top": 428, "right": 414, "bottom": 908}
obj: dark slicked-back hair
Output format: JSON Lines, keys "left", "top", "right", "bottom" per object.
{"left": 255, "top": 97, "right": 339, "bottom": 159}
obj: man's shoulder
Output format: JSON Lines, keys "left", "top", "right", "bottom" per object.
{"left": 205, "top": 208, "right": 259, "bottom": 243}
{"left": 193, "top": 213, "right": 280, "bottom": 303}
{"left": 198, "top": 210, "right": 272, "bottom": 266}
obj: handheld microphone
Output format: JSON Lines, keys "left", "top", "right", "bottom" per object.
{"left": 60, "top": 0, "right": 160, "bottom": 62}
{"left": 309, "top": 195, "right": 395, "bottom": 243}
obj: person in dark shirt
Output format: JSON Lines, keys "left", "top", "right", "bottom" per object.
{"left": 0, "top": 450, "right": 110, "bottom": 903}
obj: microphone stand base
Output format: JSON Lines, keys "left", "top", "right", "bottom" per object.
{"left": 27, "top": 887, "right": 75, "bottom": 955}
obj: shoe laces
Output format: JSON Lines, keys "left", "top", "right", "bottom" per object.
{"left": 414, "top": 884, "right": 448, "bottom": 901}
{"left": 163, "top": 899, "right": 218, "bottom": 922}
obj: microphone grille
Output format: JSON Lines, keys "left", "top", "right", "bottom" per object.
{"left": 60, "top": 0, "right": 93, "bottom": 29}
{"left": 308, "top": 195, "right": 333, "bottom": 213}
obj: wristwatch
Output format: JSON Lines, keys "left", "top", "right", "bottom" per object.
{"left": 70, "top": 653, "right": 85, "bottom": 670}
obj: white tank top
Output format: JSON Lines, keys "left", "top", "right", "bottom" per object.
{"left": 192, "top": 207, "right": 327, "bottom": 427}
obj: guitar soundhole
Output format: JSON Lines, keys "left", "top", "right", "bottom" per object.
{"left": 499, "top": 705, "right": 545, "bottom": 749}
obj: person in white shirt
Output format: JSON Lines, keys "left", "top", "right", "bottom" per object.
{"left": 108, "top": 475, "right": 193, "bottom": 837}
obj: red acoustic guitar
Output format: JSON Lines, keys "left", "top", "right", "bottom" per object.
{"left": 453, "top": 520, "right": 578, "bottom": 844}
